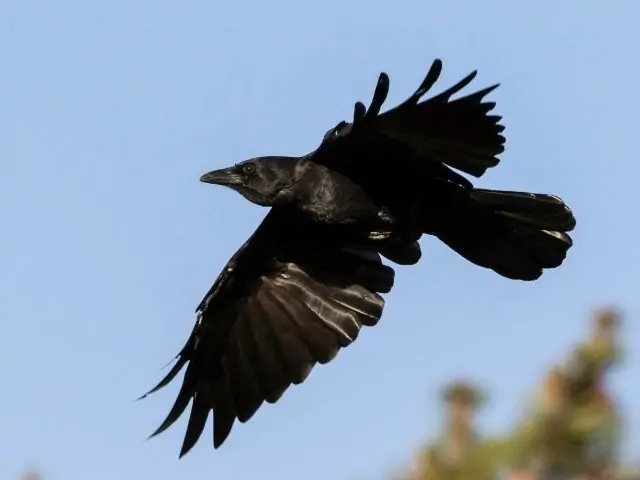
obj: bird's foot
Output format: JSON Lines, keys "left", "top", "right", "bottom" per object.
{"left": 368, "top": 230, "right": 393, "bottom": 241}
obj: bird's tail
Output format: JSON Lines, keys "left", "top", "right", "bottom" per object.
{"left": 431, "top": 188, "right": 575, "bottom": 280}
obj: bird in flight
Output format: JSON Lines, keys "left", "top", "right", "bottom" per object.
{"left": 140, "top": 59, "right": 576, "bottom": 457}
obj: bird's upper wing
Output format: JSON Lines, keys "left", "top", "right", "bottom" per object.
{"left": 140, "top": 209, "right": 395, "bottom": 456}
{"left": 313, "top": 59, "right": 505, "bottom": 181}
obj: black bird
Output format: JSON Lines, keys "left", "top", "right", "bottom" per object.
{"left": 141, "top": 59, "right": 576, "bottom": 457}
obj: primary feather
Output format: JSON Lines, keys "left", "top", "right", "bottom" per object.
{"left": 141, "top": 210, "right": 394, "bottom": 456}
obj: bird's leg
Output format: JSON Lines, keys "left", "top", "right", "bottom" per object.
{"left": 368, "top": 230, "right": 394, "bottom": 241}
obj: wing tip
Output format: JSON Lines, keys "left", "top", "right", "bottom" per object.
{"left": 178, "top": 442, "right": 194, "bottom": 459}
{"left": 213, "top": 427, "right": 231, "bottom": 450}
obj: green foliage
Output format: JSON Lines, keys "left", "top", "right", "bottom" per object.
{"left": 401, "top": 307, "right": 633, "bottom": 480}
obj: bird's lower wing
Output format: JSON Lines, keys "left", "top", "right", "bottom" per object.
{"left": 140, "top": 212, "right": 395, "bottom": 457}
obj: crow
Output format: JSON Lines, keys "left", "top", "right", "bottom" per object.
{"left": 140, "top": 59, "right": 576, "bottom": 457}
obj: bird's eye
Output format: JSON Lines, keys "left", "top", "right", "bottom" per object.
{"left": 242, "top": 163, "right": 256, "bottom": 174}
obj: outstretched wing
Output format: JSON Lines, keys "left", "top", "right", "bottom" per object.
{"left": 140, "top": 209, "right": 395, "bottom": 457}
{"left": 314, "top": 59, "right": 505, "bottom": 181}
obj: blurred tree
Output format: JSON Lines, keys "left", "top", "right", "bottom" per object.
{"left": 19, "top": 473, "right": 41, "bottom": 480}
{"left": 402, "top": 307, "right": 632, "bottom": 480}
{"left": 409, "top": 380, "right": 510, "bottom": 480}
{"left": 508, "top": 366, "right": 587, "bottom": 477}
{"left": 563, "top": 308, "right": 623, "bottom": 478}
{"left": 498, "top": 307, "right": 623, "bottom": 479}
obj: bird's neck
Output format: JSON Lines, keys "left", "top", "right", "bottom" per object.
{"left": 272, "top": 159, "right": 315, "bottom": 206}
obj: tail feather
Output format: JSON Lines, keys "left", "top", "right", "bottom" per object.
{"left": 432, "top": 188, "right": 575, "bottom": 280}
{"left": 469, "top": 189, "right": 576, "bottom": 231}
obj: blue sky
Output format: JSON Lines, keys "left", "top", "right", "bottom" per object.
{"left": 2, "top": 1, "right": 639, "bottom": 479}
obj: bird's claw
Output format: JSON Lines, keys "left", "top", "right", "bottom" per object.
{"left": 368, "top": 230, "right": 393, "bottom": 241}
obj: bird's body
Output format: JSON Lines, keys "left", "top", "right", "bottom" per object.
{"left": 141, "top": 59, "right": 577, "bottom": 456}
{"left": 276, "top": 159, "right": 386, "bottom": 230}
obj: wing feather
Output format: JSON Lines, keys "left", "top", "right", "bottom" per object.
{"left": 141, "top": 210, "right": 395, "bottom": 456}
{"left": 315, "top": 58, "right": 505, "bottom": 180}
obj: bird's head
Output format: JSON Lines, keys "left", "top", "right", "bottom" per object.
{"left": 200, "top": 156, "right": 298, "bottom": 206}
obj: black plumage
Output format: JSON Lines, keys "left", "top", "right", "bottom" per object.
{"left": 141, "top": 59, "right": 576, "bottom": 456}
{"left": 142, "top": 211, "right": 394, "bottom": 456}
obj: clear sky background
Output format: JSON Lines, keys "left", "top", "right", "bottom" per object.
{"left": 2, "top": 1, "right": 639, "bottom": 479}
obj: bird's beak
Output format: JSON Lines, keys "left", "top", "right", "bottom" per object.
{"left": 199, "top": 168, "right": 242, "bottom": 186}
